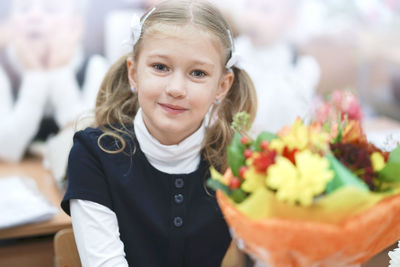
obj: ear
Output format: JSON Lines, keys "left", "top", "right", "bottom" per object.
{"left": 216, "top": 70, "right": 234, "bottom": 101}
{"left": 126, "top": 57, "right": 138, "bottom": 89}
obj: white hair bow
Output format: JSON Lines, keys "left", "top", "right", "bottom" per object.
{"left": 226, "top": 29, "right": 243, "bottom": 70}
{"left": 226, "top": 51, "right": 243, "bottom": 70}
{"left": 129, "top": 13, "right": 142, "bottom": 47}
{"left": 124, "top": 7, "right": 156, "bottom": 48}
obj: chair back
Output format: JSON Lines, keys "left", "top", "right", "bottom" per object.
{"left": 53, "top": 227, "right": 244, "bottom": 267}
{"left": 54, "top": 228, "right": 82, "bottom": 267}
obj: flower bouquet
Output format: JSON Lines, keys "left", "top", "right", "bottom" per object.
{"left": 311, "top": 89, "right": 363, "bottom": 124}
{"left": 208, "top": 112, "right": 400, "bottom": 267}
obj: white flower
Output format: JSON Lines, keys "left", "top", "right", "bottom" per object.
{"left": 389, "top": 241, "right": 400, "bottom": 267}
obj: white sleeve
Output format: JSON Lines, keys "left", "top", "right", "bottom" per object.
{"left": 0, "top": 71, "right": 49, "bottom": 162}
{"left": 0, "top": 67, "right": 12, "bottom": 116}
{"left": 48, "top": 67, "right": 85, "bottom": 127}
{"left": 293, "top": 55, "right": 321, "bottom": 100}
{"left": 81, "top": 55, "right": 110, "bottom": 110}
{"left": 70, "top": 199, "right": 129, "bottom": 267}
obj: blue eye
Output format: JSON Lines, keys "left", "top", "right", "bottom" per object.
{"left": 191, "top": 70, "right": 206, "bottom": 78}
{"left": 153, "top": 64, "right": 169, "bottom": 72}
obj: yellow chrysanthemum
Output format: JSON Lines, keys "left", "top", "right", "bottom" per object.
{"left": 266, "top": 151, "right": 334, "bottom": 206}
{"left": 210, "top": 167, "right": 229, "bottom": 185}
{"left": 370, "top": 152, "right": 385, "bottom": 172}
{"left": 242, "top": 166, "right": 267, "bottom": 193}
{"left": 269, "top": 119, "right": 329, "bottom": 154}
{"left": 281, "top": 119, "right": 309, "bottom": 150}
{"left": 308, "top": 123, "right": 330, "bottom": 152}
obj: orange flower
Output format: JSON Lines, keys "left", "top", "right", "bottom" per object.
{"left": 341, "top": 120, "right": 366, "bottom": 144}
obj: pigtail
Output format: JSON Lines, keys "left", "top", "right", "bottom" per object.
{"left": 94, "top": 53, "right": 139, "bottom": 154}
{"left": 203, "top": 67, "right": 257, "bottom": 172}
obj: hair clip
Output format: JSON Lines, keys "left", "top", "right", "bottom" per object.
{"left": 225, "top": 29, "right": 243, "bottom": 70}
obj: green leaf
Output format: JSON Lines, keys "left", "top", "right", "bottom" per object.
{"left": 227, "top": 132, "right": 246, "bottom": 177}
{"left": 377, "top": 146, "right": 400, "bottom": 183}
{"left": 322, "top": 122, "right": 331, "bottom": 132}
{"left": 251, "top": 131, "right": 278, "bottom": 151}
{"left": 332, "top": 116, "right": 347, "bottom": 144}
{"left": 231, "top": 189, "right": 247, "bottom": 203}
{"left": 227, "top": 146, "right": 245, "bottom": 177}
{"left": 206, "top": 179, "right": 231, "bottom": 195}
{"left": 378, "top": 162, "right": 400, "bottom": 182}
{"left": 230, "top": 131, "right": 244, "bottom": 147}
{"left": 388, "top": 145, "right": 400, "bottom": 163}
{"left": 325, "top": 154, "right": 369, "bottom": 193}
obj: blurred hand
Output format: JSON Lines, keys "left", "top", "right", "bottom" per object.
{"left": 46, "top": 19, "right": 83, "bottom": 69}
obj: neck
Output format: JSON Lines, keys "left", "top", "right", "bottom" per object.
{"left": 133, "top": 108, "right": 205, "bottom": 174}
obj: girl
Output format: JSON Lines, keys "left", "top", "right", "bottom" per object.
{"left": 61, "top": 0, "right": 256, "bottom": 266}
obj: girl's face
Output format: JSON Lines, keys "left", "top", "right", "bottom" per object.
{"left": 128, "top": 25, "right": 233, "bottom": 145}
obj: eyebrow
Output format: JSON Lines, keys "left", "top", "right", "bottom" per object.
{"left": 147, "top": 54, "right": 216, "bottom": 70}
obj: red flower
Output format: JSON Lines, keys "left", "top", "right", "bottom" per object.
{"left": 330, "top": 142, "right": 376, "bottom": 189}
{"left": 253, "top": 149, "right": 277, "bottom": 173}
{"left": 229, "top": 177, "right": 241, "bottom": 189}
{"left": 282, "top": 146, "right": 298, "bottom": 165}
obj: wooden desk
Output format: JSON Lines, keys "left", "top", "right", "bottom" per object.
{"left": 0, "top": 157, "right": 71, "bottom": 239}
{"left": 0, "top": 157, "right": 71, "bottom": 267}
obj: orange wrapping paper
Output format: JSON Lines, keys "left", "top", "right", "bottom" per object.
{"left": 217, "top": 190, "right": 400, "bottom": 267}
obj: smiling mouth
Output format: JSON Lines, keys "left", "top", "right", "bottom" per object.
{"left": 159, "top": 103, "right": 188, "bottom": 114}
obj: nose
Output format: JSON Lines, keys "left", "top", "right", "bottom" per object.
{"left": 166, "top": 71, "right": 186, "bottom": 98}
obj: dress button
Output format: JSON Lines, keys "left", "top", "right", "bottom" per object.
{"left": 175, "top": 178, "right": 184, "bottom": 188}
{"left": 174, "top": 194, "right": 184, "bottom": 204}
{"left": 173, "top": 216, "right": 183, "bottom": 227}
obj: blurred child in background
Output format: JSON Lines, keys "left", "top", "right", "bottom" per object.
{"left": 0, "top": 0, "right": 108, "bottom": 179}
{"left": 234, "top": 0, "right": 320, "bottom": 133}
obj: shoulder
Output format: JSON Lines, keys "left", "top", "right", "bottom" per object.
{"left": 73, "top": 127, "right": 103, "bottom": 148}
{"left": 85, "top": 55, "right": 110, "bottom": 77}
{"left": 72, "top": 125, "right": 135, "bottom": 156}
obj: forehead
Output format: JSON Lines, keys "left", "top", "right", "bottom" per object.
{"left": 139, "top": 24, "right": 227, "bottom": 64}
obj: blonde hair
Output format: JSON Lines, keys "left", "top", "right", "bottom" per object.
{"left": 95, "top": 0, "right": 257, "bottom": 172}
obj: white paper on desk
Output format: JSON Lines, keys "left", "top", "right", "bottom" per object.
{"left": 366, "top": 129, "right": 400, "bottom": 151}
{"left": 0, "top": 176, "right": 58, "bottom": 229}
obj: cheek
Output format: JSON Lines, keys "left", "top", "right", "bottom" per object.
{"left": 188, "top": 84, "right": 217, "bottom": 108}
{"left": 137, "top": 76, "right": 164, "bottom": 100}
